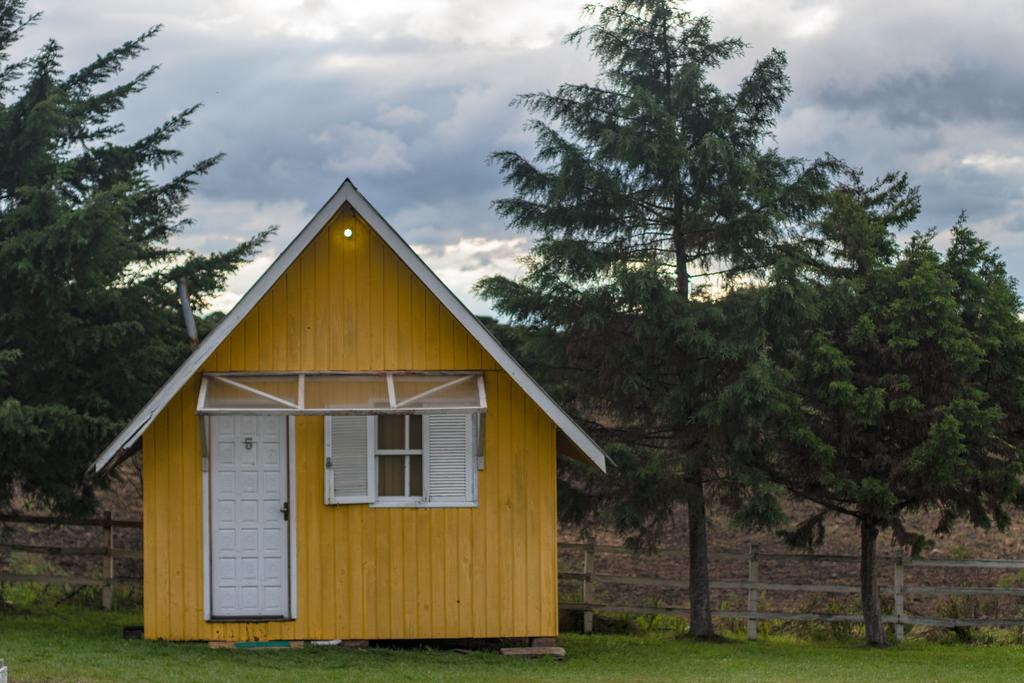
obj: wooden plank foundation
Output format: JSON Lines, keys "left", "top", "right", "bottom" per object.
{"left": 500, "top": 646, "right": 565, "bottom": 660}
{"left": 208, "top": 641, "right": 304, "bottom": 649}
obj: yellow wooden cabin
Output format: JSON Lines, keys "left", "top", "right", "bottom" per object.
{"left": 90, "top": 179, "right": 608, "bottom": 643}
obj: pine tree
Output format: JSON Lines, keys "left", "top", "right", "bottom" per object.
{"left": 476, "top": 0, "right": 829, "bottom": 637}
{"left": 731, "top": 170, "right": 1024, "bottom": 645}
{"left": 0, "top": 1, "right": 272, "bottom": 514}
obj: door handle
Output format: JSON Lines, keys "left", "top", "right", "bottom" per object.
{"left": 280, "top": 501, "right": 289, "bottom": 521}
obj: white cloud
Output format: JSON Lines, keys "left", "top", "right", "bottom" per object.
{"left": 388, "top": 195, "right": 508, "bottom": 247}
{"left": 376, "top": 103, "right": 426, "bottom": 127}
{"left": 26, "top": 0, "right": 1024, "bottom": 313}
{"left": 433, "top": 84, "right": 509, "bottom": 143}
{"left": 317, "top": 122, "right": 413, "bottom": 175}
{"left": 173, "top": 195, "right": 309, "bottom": 254}
{"left": 962, "top": 153, "right": 1024, "bottom": 174}
{"left": 72, "top": 0, "right": 582, "bottom": 48}
{"left": 170, "top": 195, "right": 310, "bottom": 313}
{"left": 206, "top": 254, "right": 276, "bottom": 313}
{"left": 786, "top": 5, "right": 839, "bottom": 39}
{"left": 412, "top": 236, "right": 529, "bottom": 312}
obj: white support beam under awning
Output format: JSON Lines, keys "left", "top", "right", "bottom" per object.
{"left": 197, "top": 372, "right": 487, "bottom": 415}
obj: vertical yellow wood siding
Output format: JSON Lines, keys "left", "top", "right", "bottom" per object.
{"left": 142, "top": 206, "right": 559, "bottom": 640}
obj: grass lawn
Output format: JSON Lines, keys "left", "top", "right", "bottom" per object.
{"left": 3, "top": 608, "right": 1024, "bottom": 682}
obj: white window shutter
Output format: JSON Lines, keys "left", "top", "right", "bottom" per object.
{"left": 425, "top": 413, "right": 473, "bottom": 503}
{"left": 325, "top": 416, "right": 373, "bottom": 504}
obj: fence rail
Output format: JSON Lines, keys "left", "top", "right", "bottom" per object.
{"left": 558, "top": 542, "right": 1024, "bottom": 641}
{"left": 0, "top": 511, "right": 143, "bottom": 609}
{"left": 4, "top": 515, "right": 1022, "bottom": 633}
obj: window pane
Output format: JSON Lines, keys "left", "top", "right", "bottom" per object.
{"left": 392, "top": 374, "right": 483, "bottom": 410}
{"left": 378, "top": 455, "right": 405, "bottom": 496}
{"left": 230, "top": 376, "right": 299, "bottom": 406}
{"left": 204, "top": 375, "right": 299, "bottom": 410}
{"left": 408, "top": 415, "right": 422, "bottom": 450}
{"left": 377, "top": 415, "right": 405, "bottom": 450}
{"left": 409, "top": 454, "right": 423, "bottom": 497}
{"left": 305, "top": 374, "right": 390, "bottom": 410}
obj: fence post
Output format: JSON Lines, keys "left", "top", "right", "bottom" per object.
{"left": 893, "top": 555, "right": 904, "bottom": 643}
{"left": 101, "top": 510, "right": 113, "bottom": 611}
{"left": 747, "top": 544, "right": 759, "bottom": 641}
{"left": 583, "top": 543, "right": 595, "bottom": 634}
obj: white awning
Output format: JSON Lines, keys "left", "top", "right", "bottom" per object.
{"left": 197, "top": 372, "right": 487, "bottom": 415}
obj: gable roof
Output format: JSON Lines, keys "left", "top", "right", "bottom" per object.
{"left": 91, "top": 179, "right": 608, "bottom": 475}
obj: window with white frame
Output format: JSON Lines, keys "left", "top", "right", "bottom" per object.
{"left": 324, "top": 412, "right": 480, "bottom": 507}
{"left": 376, "top": 415, "right": 423, "bottom": 499}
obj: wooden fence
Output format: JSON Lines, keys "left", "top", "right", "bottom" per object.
{"left": 0, "top": 512, "right": 143, "bottom": 609}
{"left": 5, "top": 515, "right": 1024, "bottom": 636}
{"left": 559, "top": 542, "right": 1024, "bottom": 641}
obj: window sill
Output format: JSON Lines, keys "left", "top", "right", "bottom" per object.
{"left": 207, "top": 616, "right": 296, "bottom": 623}
{"left": 368, "top": 500, "right": 478, "bottom": 509}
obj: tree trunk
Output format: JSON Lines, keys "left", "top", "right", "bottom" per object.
{"left": 673, "top": 223, "right": 713, "bottom": 637}
{"left": 684, "top": 474, "right": 714, "bottom": 638}
{"left": 859, "top": 522, "right": 886, "bottom": 646}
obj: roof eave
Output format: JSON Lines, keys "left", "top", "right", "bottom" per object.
{"left": 91, "top": 179, "right": 608, "bottom": 475}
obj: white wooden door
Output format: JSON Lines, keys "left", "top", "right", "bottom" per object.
{"left": 209, "top": 414, "right": 290, "bottom": 619}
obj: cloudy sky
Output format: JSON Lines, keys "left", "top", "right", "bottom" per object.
{"left": 23, "top": 0, "right": 1024, "bottom": 312}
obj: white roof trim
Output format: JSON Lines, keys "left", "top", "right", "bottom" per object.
{"left": 90, "top": 179, "right": 608, "bottom": 474}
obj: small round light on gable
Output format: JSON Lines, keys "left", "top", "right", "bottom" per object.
{"left": 343, "top": 227, "right": 353, "bottom": 238}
